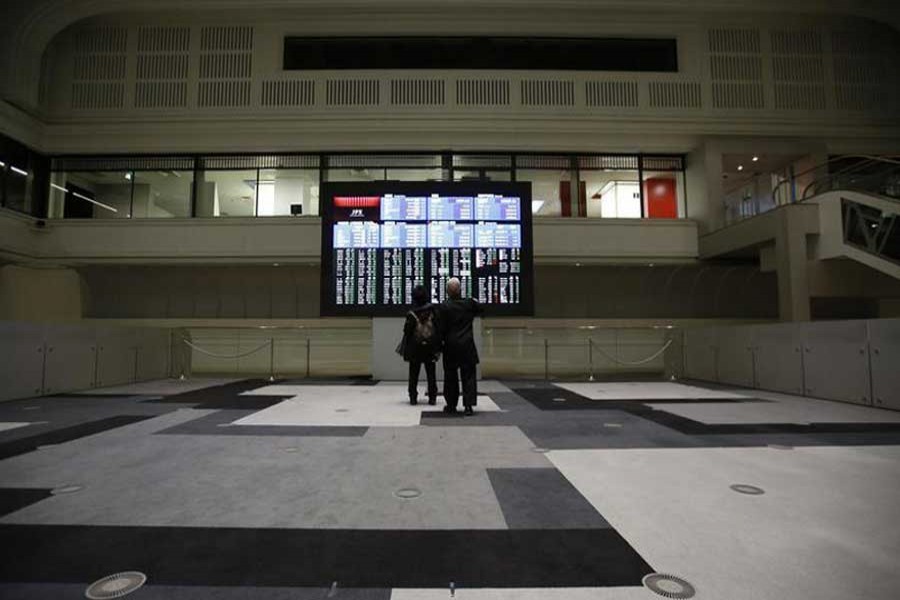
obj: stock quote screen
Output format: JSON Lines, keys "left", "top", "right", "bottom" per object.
{"left": 320, "top": 182, "right": 534, "bottom": 316}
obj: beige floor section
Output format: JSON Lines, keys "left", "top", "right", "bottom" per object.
{"left": 550, "top": 445, "right": 900, "bottom": 600}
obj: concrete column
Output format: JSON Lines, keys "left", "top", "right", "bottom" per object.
{"left": 775, "top": 208, "right": 811, "bottom": 321}
{"left": 685, "top": 141, "right": 724, "bottom": 233}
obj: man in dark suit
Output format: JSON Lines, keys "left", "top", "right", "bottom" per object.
{"left": 438, "top": 277, "right": 483, "bottom": 416}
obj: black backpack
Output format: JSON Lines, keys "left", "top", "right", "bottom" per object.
{"left": 411, "top": 310, "right": 438, "bottom": 354}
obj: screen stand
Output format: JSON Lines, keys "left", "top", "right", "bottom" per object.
{"left": 371, "top": 317, "right": 482, "bottom": 382}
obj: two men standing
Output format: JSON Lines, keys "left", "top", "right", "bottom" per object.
{"left": 401, "top": 277, "right": 482, "bottom": 416}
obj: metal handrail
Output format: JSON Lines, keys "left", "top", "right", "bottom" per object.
{"left": 772, "top": 154, "right": 900, "bottom": 203}
{"left": 770, "top": 155, "right": 900, "bottom": 207}
{"left": 801, "top": 162, "right": 900, "bottom": 201}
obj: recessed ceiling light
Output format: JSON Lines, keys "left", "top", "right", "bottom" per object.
{"left": 737, "top": 165, "right": 744, "bottom": 171}
{"left": 752, "top": 156, "right": 759, "bottom": 162}
{"left": 575, "top": 262, "right": 581, "bottom": 267}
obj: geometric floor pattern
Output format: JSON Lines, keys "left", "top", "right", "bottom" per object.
{"left": 1, "top": 377, "right": 899, "bottom": 599}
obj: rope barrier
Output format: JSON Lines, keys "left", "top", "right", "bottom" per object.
{"left": 591, "top": 339, "right": 673, "bottom": 366}
{"left": 182, "top": 339, "right": 272, "bottom": 359}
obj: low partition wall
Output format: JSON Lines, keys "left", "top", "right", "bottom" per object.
{"left": 680, "top": 319, "right": 900, "bottom": 410}
{"left": 0, "top": 321, "right": 172, "bottom": 402}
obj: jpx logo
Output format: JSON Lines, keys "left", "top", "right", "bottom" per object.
{"left": 349, "top": 209, "right": 365, "bottom": 218}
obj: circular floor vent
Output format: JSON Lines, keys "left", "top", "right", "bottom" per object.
{"left": 730, "top": 484, "right": 765, "bottom": 495}
{"left": 394, "top": 487, "right": 422, "bottom": 499}
{"left": 85, "top": 571, "right": 147, "bottom": 599}
{"left": 643, "top": 573, "right": 696, "bottom": 599}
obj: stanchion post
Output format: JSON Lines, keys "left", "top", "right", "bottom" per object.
{"left": 588, "top": 338, "right": 595, "bottom": 381}
{"left": 179, "top": 334, "right": 187, "bottom": 380}
{"left": 544, "top": 338, "right": 549, "bottom": 381}
{"left": 269, "top": 338, "right": 275, "bottom": 382}
{"left": 306, "top": 338, "right": 311, "bottom": 378}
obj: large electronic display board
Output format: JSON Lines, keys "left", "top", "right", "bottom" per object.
{"left": 320, "top": 181, "right": 534, "bottom": 316}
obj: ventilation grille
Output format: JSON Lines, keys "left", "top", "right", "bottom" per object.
{"left": 515, "top": 155, "right": 570, "bottom": 169}
{"left": 74, "top": 55, "right": 127, "bottom": 80}
{"left": 642, "top": 156, "right": 685, "bottom": 171}
{"left": 833, "top": 56, "right": 885, "bottom": 83}
{"left": 831, "top": 30, "right": 892, "bottom": 113}
{"left": 199, "top": 155, "right": 320, "bottom": 169}
{"left": 585, "top": 81, "right": 638, "bottom": 107}
{"left": 456, "top": 79, "right": 510, "bottom": 105}
{"left": 74, "top": 27, "right": 127, "bottom": 54}
{"left": 136, "top": 26, "right": 190, "bottom": 109}
{"left": 198, "top": 81, "right": 251, "bottom": 108}
{"left": 713, "top": 83, "right": 764, "bottom": 109}
{"left": 326, "top": 80, "right": 379, "bottom": 106}
{"left": 328, "top": 154, "right": 442, "bottom": 168}
{"left": 521, "top": 80, "right": 575, "bottom": 106}
{"left": 771, "top": 30, "right": 821, "bottom": 55}
{"left": 770, "top": 29, "right": 825, "bottom": 110}
{"left": 198, "top": 26, "right": 253, "bottom": 108}
{"left": 71, "top": 27, "right": 128, "bottom": 110}
{"left": 578, "top": 155, "right": 639, "bottom": 170}
{"left": 834, "top": 86, "right": 890, "bottom": 111}
{"left": 831, "top": 31, "right": 879, "bottom": 55}
{"left": 136, "top": 55, "right": 189, "bottom": 80}
{"left": 199, "top": 54, "right": 252, "bottom": 79}
{"left": 137, "top": 26, "right": 190, "bottom": 53}
{"left": 262, "top": 80, "right": 315, "bottom": 107}
{"left": 649, "top": 82, "right": 701, "bottom": 109}
{"left": 709, "top": 27, "right": 764, "bottom": 110}
{"left": 52, "top": 156, "right": 195, "bottom": 172}
{"left": 72, "top": 83, "right": 125, "bottom": 109}
{"left": 710, "top": 56, "right": 761, "bottom": 81}
{"left": 708, "top": 28, "right": 760, "bottom": 53}
{"left": 453, "top": 154, "right": 512, "bottom": 168}
{"left": 774, "top": 85, "right": 825, "bottom": 110}
{"left": 136, "top": 82, "right": 188, "bottom": 109}
{"left": 772, "top": 56, "right": 824, "bottom": 82}
{"left": 200, "top": 26, "right": 253, "bottom": 51}
{"left": 391, "top": 80, "right": 445, "bottom": 105}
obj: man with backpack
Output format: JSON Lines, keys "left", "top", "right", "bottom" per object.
{"left": 401, "top": 285, "right": 440, "bottom": 406}
{"left": 438, "top": 277, "right": 483, "bottom": 416}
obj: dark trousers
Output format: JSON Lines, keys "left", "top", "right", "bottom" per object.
{"left": 408, "top": 360, "right": 437, "bottom": 403}
{"left": 443, "top": 360, "right": 477, "bottom": 409}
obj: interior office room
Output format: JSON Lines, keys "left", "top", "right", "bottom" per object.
{"left": 1, "top": 0, "right": 900, "bottom": 598}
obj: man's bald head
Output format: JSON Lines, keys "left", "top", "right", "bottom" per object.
{"left": 446, "top": 277, "right": 461, "bottom": 299}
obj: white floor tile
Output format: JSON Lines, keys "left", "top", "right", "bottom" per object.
{"left": 550, "top": 445, "right": 900, "bottom": 600}
{"left": 234, "top": 386, "right": 501, "bottom": 427}
{"left": 0, "top": 422, "right": 31, "bottom": 433}
{"left": 556, "top": 382, "right": 748, "bottom": 400}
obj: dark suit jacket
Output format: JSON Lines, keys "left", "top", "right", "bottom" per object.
{"left": 438, "top": 297, "right": 483, "bottom": 366}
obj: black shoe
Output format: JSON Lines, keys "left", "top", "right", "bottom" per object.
{"left": 464, "top": 407, "right": 474, "bottom": 416}
{"left": 428, "top": 398, "right": 437, "bottom": 406}
{"left": 443, "top": 406, "right": 458, "bottom": 414}
{"left": 410, "top": 399, "right": 418, "bottom": 406}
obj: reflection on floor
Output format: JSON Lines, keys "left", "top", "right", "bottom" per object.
{"left": 1, "top": 377, "right": 899, "bottom": 599}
